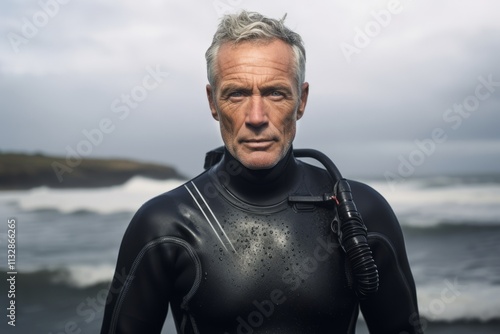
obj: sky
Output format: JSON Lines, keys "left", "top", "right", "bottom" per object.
{"left": 1, "top": 0, "right": 499, "bottom": 180}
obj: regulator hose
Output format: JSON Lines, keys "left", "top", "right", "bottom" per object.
{"left": 293, "top": 149, "right": 379, "bottom": 298}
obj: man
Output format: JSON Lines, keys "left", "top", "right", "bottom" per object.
{"left": 101, "top": 11, "right": 422, "bottom": 333}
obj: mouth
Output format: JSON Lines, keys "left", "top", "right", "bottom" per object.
{"left": 241, "top": 138, "right": 276, "bottom": 149}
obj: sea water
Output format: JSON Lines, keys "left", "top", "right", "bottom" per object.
{"left": 0, "top": 175, "right": 499, "bottom": 333}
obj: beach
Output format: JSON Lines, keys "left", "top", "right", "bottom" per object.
{"left": 1, "top": 174, "right": 499, "bottom": 333}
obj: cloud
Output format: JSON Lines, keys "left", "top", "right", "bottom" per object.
{"left": 1, "top": 0, "right": 499, "bottom": 177}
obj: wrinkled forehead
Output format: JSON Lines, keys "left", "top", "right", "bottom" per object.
{"left": 214, "top": 39, "right": 296, "bottom": 83}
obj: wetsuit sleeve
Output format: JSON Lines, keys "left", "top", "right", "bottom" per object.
{"left": 350, "top": 181, "right": 423, "bottom": 333}
{"left": 100, "top": 196, "right": 179, "bottom": 334}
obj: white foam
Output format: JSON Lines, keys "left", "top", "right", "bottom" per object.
{"left": 46, "top": 264, "right": 116, "bottom": 288}
{"left": 368, "top": 179, "right": 500, "bottom": 226}
{"left": 417, "top": 281, "right": 500, "bottom": 321}
{"left": 0, "top": 176, "right": 184, "bottom": 214}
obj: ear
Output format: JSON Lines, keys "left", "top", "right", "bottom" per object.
{"left": 206, "top": 84, "right": 219, "bottom": 121}
{"left": 296, "top": 82, "right": 309, "bottom": 120}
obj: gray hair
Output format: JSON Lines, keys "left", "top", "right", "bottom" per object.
{"left": 205, "top": 11, "right": 306, "bottom": 93}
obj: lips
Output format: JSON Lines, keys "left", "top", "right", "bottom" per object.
{"left": 245, "top": 138, "right": 273, "bottom": 143}
{"left": 241, "top": 138, "right": 275, "bottom": 149}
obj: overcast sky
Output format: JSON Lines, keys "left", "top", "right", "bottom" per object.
{"left": 1, "top": 0, "right": 499, "bottom": 179}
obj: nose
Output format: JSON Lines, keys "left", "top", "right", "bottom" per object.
{"left": 245, "top": 96, "right": 268, "bottom": 128}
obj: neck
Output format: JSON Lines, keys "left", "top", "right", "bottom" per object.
{"left": 212, "top": 147, "right": 301, "bottom": 206}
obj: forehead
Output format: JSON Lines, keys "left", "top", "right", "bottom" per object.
{"left": 215, "top": 39, "right": 295, "bottom": 82}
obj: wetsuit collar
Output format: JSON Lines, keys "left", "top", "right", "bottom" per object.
{"left": 212, "top": 147, "right": 301, "bottom": 207}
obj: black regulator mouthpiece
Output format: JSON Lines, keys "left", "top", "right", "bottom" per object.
{"left": 293, "top": 149, "right": 379, "bottom": 298}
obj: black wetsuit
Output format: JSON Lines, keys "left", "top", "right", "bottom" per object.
{"left": 100, "top": 148, "right": 422, "bottom": 333}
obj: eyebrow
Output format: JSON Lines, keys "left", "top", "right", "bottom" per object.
{"left": 219, "top": 82, "right": 294, "bottom": 96}
{"left": 260, "top": 84, "right": 293, "bottom": 96}
{"left": 220, "top": 84, "right": 250, "bottom": 97}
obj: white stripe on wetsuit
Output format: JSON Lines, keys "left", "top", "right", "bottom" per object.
{"left": 184, "top": 181, "right": 238, "bottom": 254}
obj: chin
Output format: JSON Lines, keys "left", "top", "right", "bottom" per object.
{"left": 238, "top": 151, "right": 281, "bottom": 170}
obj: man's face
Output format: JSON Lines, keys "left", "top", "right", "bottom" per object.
{"left": 206, "top": 39, "right": 309, "bottom": 170}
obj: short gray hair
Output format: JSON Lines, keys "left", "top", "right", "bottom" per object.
{"left": 205, "top": 11, "right": 306, "bottom": 93}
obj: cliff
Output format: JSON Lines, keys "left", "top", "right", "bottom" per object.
{"left": 0, "top": 152, "right": 186, "bottom": 190}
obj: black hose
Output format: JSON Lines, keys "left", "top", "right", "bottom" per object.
{"left": 294, "top": 149, "right": 379, "bottom": 298}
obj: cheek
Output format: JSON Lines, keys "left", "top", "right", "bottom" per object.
{"left": 220, "top": 104, "right": 247, "bottom": 127}
{"left": 275, "top": 111, "right": 297, "bottom": 135}
{"left": 284, "top": 121, "right": 297, "bottom": 141}
{"left": 220, "top": 113, "right": 233, "bottom": 129}
{"left": 218, "top": 112, "right": 240, "bottom": 138}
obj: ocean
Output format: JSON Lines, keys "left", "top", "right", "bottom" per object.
{"left": 1, "top": 174, "right": 499, "bottom": 333}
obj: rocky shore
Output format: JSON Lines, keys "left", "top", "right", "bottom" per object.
{"left": 0, "top": 152, "right": 185, "bottom": 190}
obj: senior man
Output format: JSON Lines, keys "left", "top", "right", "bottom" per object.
{"left": 101, "top": 11, "right": 422, "bottom": 334}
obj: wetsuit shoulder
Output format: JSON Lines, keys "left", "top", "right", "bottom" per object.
{"left": 348, "top": 180, "right": 401, "bottom": 238}
{"left": 348, "top": 180, "right": 422, "bottom": 333}
{"left": 125, "top": 183, "right": 185, "bottom": 238}
{"left": 123, "top": 174, "right": 209, "bottom": 244}
{"left": 100, "top": 179, "right": 203, "bottom": 334}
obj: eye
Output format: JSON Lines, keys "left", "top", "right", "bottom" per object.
{"left": 229, "top": 91, "right": 243, "bottom": 98}
{"left": 226, "top": 90, "right": 246, "bottom": 102}
{"left": 269, "top": 90, "right": 285, "bottom": 100}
